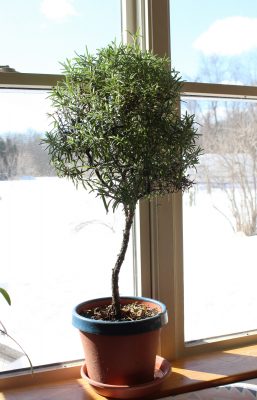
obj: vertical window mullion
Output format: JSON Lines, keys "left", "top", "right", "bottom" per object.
{"left": 121, "top": 0, "right": 184, "bottom": 360}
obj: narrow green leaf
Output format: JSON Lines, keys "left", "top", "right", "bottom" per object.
{"left": 0, "top": 288, "right": 11, "bottom": 305}
{"left": 101, "top": 195, "right": 109, "bottom": 213}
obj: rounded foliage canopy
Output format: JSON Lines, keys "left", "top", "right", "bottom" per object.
{"left": 44, "top": 40, "right": 201, "bottom": 212}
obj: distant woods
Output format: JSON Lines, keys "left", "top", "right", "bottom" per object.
{"left": 0, "top": 132, "right": 56, "bottom": 180}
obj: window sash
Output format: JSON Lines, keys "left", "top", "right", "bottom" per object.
{"left": 0, "top": 72, "right": 62, "bottom": 89}
{"left": 140, "top": 81, "right": 257, "bottom": 360}
{"left": 127, "top": 0, "right": 257, "bottom": 360}
{"left": 179, "top": 82, "right": 257, "bottom": 357}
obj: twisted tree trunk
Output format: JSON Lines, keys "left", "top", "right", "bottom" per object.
{"left": 112, "top": 206, "right": 135, "bottom": 319}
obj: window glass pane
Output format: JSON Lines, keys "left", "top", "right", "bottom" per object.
{"left": 1, "top": 0, "right": 121, "bottom": 74}
{"left": 170, "top": 0, "right": 257, "bottom": 84}
{"left": 183, "top": 96, "right": 257, "bottom": 342}
{"left": 0, "top": 89, "right": 135, "bottom": 371}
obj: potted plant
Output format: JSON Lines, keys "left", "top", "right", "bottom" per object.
{"left": 43, "top": 38, "right": 201, "bottom": 390}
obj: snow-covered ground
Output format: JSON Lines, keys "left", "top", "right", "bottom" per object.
{"left": 1, "top": 177, "right": 257, "bottom": 371}
{"left": 0, "top": 177, "right": 134, "bottom": 371}
{"left": 183, "top": 187, "right": 257, "bottom": 342}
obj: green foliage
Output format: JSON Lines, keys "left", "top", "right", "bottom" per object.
{"left": 43, "top": 40, "right": 201, "bottom": 213}
{"left": 0, "top": 287, "right": 11, "bottom": 305}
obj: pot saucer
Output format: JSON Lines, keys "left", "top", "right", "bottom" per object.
{"left": 81, "top": 355, "right": 171, "bottom": 399}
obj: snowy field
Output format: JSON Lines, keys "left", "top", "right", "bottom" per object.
{"left": 183, "top": 187, "right": 257, "bottom": 342}
{"left": 0, "top": 177, "right": 134, "bottom": 371}
{"left": 1, "top": 177, "right": 257, "bottom": 371}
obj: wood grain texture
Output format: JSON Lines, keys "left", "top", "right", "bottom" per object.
{"left": 160, "top": 344, "right": 257, "bottom": 396}
{"left": 0, "top": 380, "right": 103, "bottom": 400}
{"left": 1, "top": 344, "right": 257, "bottom": 399}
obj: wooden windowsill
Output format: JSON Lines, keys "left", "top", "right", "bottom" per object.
{"left": 1, "top": 343, "right": 257, "bottom": 399}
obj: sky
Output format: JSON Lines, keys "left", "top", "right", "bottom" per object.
{"left": 170, "top": 0, "right": 257, "bottom": 82}
{"left": 1, "top": 0, "right": 257, "bottom": 77}
{"left": 1, "top": 0, "right": 257, "bottom": 134}
{"left": 0, "top": 0, "right": 121, "bottom": 73}
{"left": 0, "top": 0, "right": 121, "bottom": 134}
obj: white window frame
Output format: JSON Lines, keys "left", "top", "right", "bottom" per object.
{"left": 1, "top": 0, "right": 257, "bottom": 374}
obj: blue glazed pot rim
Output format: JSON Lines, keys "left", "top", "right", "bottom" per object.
{"left": 72, "top": 296, "right": 168, "bottom": 336}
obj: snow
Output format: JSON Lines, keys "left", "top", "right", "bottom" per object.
{"left": 1, "top": 177, "right": 257, "bottom": 371}
{"left": 0, "top": 177, "right": 134, "bottom": 371}
{"left": 183, "top": 188, "right": 257, "bottom": 342}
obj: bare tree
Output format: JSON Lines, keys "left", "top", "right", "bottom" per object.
{"left": 0, "top": 137, "right": 18, "bottom": 180}
{"left": 186, "top": 53, "right": 257, "bottom": 236}
{"left": 195, "top": 99, "right": 257, "bottom": 236}
{"left": 16, "top": 132, "right": 56, "bottom": 177}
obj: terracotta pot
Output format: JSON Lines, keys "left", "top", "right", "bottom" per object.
{"left": 72, "top": 296, "right": 168, "bottom": 386}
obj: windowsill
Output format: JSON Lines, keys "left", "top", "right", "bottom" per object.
{"left": 1, "top": 343, "right": 257, "bottom": 399}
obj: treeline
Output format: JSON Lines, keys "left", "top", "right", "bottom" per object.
{"left": 0, "top": 132, "right": 56, "bottom": 180}
{"left": 182, "top": 54, "right": 257, "bottom": 236}
{"left": 186, "top": 98, "right": 257, "bottom": 236}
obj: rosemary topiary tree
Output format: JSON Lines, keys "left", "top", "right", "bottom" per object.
{"left": 43, "top": 39, "right": 201, "bottom": 319}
